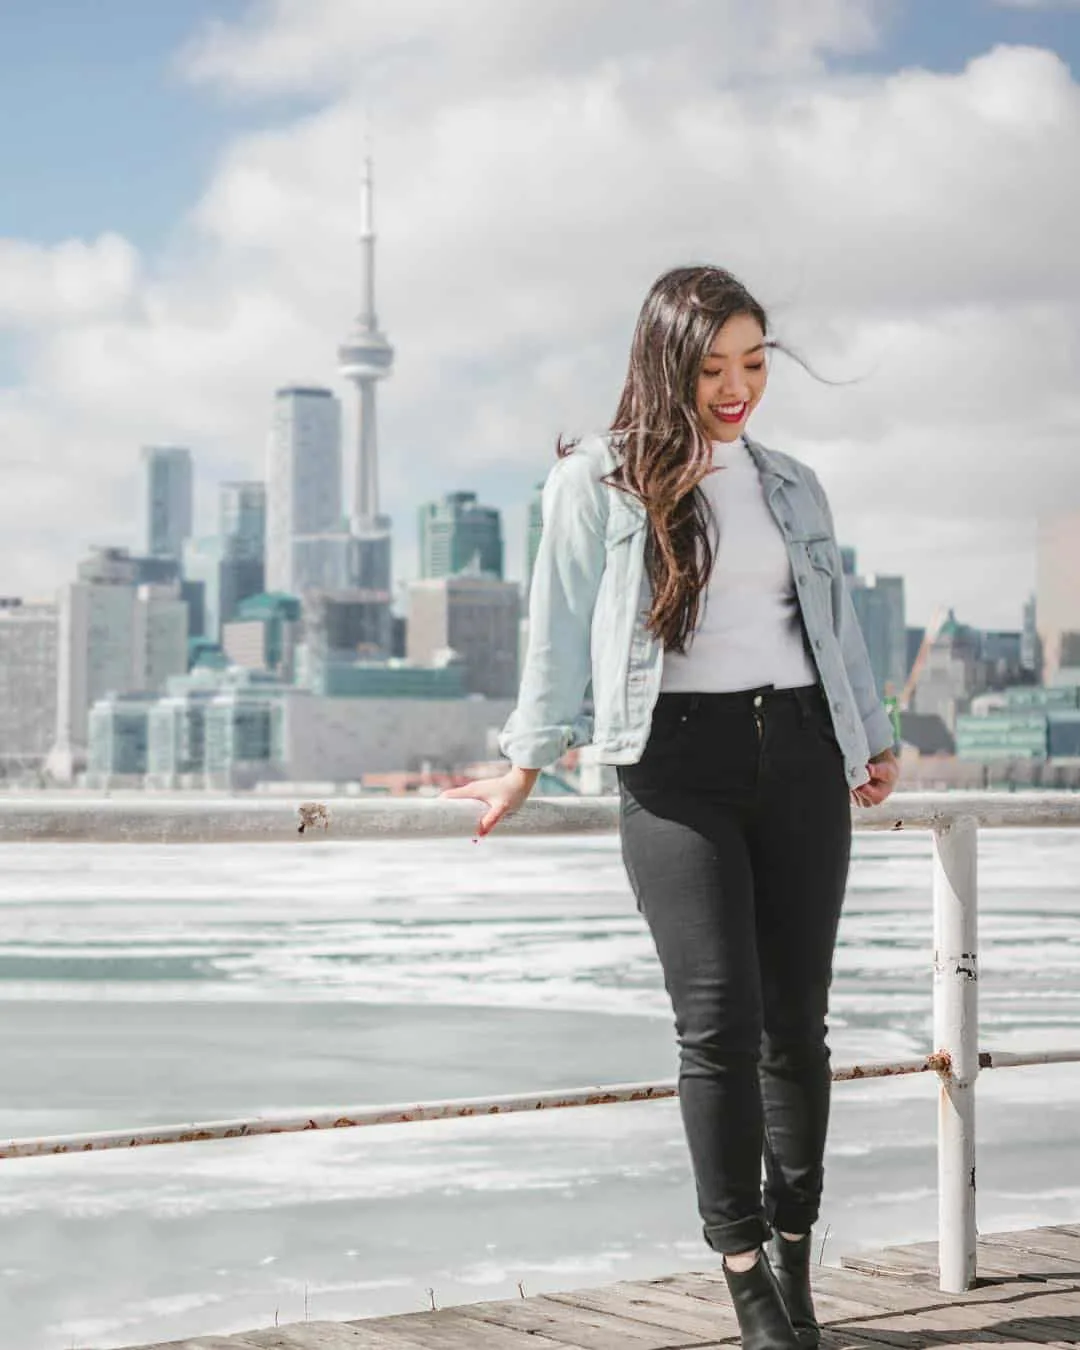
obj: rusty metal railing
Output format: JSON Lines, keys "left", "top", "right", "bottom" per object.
{"left": 4, "top": 1049, "right": 1080, "bottom": 1164}
{"left": 2, "top": 791, "right": 1080, "bottom": 1296}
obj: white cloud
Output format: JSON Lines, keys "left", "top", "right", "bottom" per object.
{"left": 1, "top": 0, "right": 1079, "bottom": 631}
{"left": 177, "top": 0, "right": 885, "bottom": 99}
{"left": 0, "top": 234, "right": 139, "bottom": 326}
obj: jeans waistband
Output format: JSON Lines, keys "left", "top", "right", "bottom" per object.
{"left": 656, "top": 684, "right": 825, "bottom": 715}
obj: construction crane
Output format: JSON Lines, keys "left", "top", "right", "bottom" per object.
{"left": 898, "top": 605, "right": 950, "bottom": 712}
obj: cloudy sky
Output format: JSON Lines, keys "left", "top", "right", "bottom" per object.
{"left": 1, "top": 0, "right": 1078, "bottom": 628}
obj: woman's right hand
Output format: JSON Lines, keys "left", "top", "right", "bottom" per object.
{"left": 440, "top": 766, "right": 541, "bottom": 837}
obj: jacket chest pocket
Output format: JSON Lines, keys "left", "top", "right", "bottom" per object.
{"left": 605, "top": 490, "right": 648, "bottom": 547}
{"left": 805, "top": 538, "right": 836, "bottom": 577}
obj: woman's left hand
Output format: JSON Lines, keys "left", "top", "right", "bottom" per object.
{"left": 851, "top": 749, "right": 900, "bottom": 808}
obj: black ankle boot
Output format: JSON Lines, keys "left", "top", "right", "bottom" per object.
{"left": 721, "top": 1249, "right": 800, "bottom": 1350}
{"left": 768, "top": 1233, "right": 820, "bottom": 1350}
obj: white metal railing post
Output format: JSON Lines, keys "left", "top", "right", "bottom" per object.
{"left": 932, "top": 815, "right": 980, "bottom": 1293}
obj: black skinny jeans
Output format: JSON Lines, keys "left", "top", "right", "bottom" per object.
{"left": 617, "top": 684, "right": 852, "bottom": 1255}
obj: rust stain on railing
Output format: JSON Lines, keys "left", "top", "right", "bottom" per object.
{"left": 836, "top": 1051, "right": 952, "bottom": 1082}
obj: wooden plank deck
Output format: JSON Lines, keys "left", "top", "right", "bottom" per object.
{"left": 123, "top": 1226, "right": 1080, "bottom": 1350}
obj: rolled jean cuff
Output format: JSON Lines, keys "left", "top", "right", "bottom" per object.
{"left": 703, "top": 1215, "right": 772, "bottom": 1255}
{"left": 765, "top": 1198, "right": 820, "bottom": 1237}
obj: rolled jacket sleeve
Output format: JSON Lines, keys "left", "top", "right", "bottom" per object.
{"left": 498, "top": 451, "right": 608, "bottom": 770}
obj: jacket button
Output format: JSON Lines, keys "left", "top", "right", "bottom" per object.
{"left": 797, "top": 574, "right": 807, "bottom": 585}
{"left": 833, "top": 701, "right": 843, "bottom": 713}
{"left": 814, "top": 639, "right": 823, "bottom": 650}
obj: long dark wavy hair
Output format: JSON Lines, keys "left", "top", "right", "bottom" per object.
{"left": 559, "top": 265, "right": 804, "bottom": 653}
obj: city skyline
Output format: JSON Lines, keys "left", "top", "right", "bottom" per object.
{"left": 2, "top": 358, "right": 1071, "bottom": 786}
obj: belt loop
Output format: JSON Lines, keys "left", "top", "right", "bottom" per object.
{"left": 795, "top": 686, "right": 810, "bottom": 726}
{"left": 690, "top": 693, "right": 701, "bottom": 714}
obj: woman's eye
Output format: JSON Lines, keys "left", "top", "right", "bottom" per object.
{"left": 703, "top": 363, "right": 765, "bottom": 376}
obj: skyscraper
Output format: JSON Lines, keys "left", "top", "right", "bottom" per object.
{"left": 525, "top": 483, "right": 544, "bottom": 609}
{"left": 407, "top": 576, "right": 521, "bottom": 699}
{"left": 142, "top": 447, "right": 193, "bottom": 560}
{"left": 0, "top": 599, "right": 58, "bottom": 774}
{"left": 1037, "top": 512, "right": 1080, "bottom": 685}
{"left": 264, "top": 386, "right": 343, "bottom": 594}
{"left": 220, "top": 482, "right": 266, "bottom": 561}
{"left": 419, "top": 492, "right": 504, "bottom": 580}
{"left": 841, "top": 546, "right": 907, "bottom": 697}
{"left": 302, "top": 589, "right": 394, "bottom": 666}
{"left": 911, "top": 611, "right": 980, "bottom": 731}
{"left": 219, "top": 482, "right": 267, "bottom": 630}
{"left": 183, "top": 484, "right": 267, "bottom": 643}
{"left": 131, "top": 585, "right": 189, "bottom": 695}
{"left": 850, "top": 575, "right": 907, "bottom": 697}
{"left": 222, "top": 593, "right": 302, "bottom": 681}
{"left": 48, "top": 549, "right": 188, "bottom": 780}
{"left": 1021, "top": 594, "right": 1041, "bottom": 681}
{"left": 338, "top": 157, "right": 394, "bottom": 598}
{"left": 183, "top": 536, "right": 226, "bottom": 641}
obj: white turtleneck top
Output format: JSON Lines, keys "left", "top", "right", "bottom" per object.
{"left": 658, "top": 436, "right": 818, "bottom": 693}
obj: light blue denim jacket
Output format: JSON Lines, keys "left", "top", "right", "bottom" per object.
{"left": 499, "top": 433, "right": 894, "bottom": 790}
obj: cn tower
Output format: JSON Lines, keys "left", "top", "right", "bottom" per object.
{"left": 338, "top": 156, "right": 394, "bottom": 530}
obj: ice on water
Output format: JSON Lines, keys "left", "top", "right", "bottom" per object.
{"left": 1, "top": 828, "right": 1079, "bottom": 1349}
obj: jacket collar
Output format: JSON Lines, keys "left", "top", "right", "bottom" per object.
{"left": 743, "top": 434, "right": 799, "bottom": 484}
{"left": 603, "top": 433, "right": 798, "bottom": 540}
{"left": 608, "top": 432, "right": 798, "bottom": 484}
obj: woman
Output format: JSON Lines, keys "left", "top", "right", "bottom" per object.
{"left": 443, "top": 266, "right": 899, "bottom": 1350}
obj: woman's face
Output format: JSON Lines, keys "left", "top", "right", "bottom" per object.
{"left": 694, "top": 313, "right": 768, "bottom": 442}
